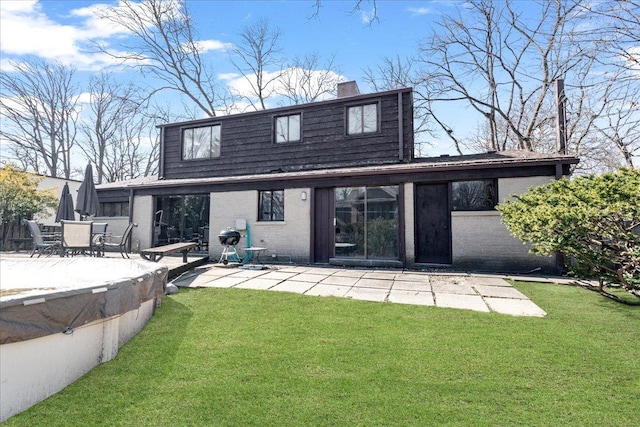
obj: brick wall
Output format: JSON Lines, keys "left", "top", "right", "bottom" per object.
{"left": 210, "top": 188, "right": 311, "bottom": 263}
{"left": 451, "top": 176, "right": 557, "bottom": 273}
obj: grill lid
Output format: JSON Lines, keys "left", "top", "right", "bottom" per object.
{"left": 218, "top": 229, "right": 241, "bottom": 246}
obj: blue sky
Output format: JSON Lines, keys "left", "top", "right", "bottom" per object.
{"left": 0, "top": 1, "right": 489, "bottom": 155}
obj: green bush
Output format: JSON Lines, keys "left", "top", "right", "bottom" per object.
{"left": 497, "top": 169, "right": 640, "bottom": 297}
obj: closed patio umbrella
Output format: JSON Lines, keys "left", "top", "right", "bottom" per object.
{"left": 75, "top": 163, "right": 100, "bottom": 220}
{"left": 55, "top": 182, "right": 75, "bottom": 222}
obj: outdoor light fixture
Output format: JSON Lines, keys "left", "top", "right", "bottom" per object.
{"left": 301, "top": 191, "right": 307, "bottom": 201}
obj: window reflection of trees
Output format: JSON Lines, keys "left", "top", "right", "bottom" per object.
{"left": 154, "top": 195, "right": 210, "bottom": 246}
{"left": 335, "top": 186, "right": 398, "bottom": 259}
{"left": 452, "top": 180, "right": 497, "bottom": 211}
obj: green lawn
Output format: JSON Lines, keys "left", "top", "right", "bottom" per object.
{"left": 5, "top": 282, "right": 639, "bottom": 426}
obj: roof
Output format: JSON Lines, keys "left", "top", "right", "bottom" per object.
{"left": 96, "top": 175, "right": 159, "bottom": 190}
{"left": 96, "top": 150, "right": 578, "bottom": 191}
{"left": 156, "top": 87, "right": 413, "bottom": 129}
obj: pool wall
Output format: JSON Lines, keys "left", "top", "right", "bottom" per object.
{"left": 0, "top": 258, "right": 168, "bottom": 422}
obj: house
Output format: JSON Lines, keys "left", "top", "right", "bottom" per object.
{"left": 96, "top": 82, "right": 578, "bottom": 273}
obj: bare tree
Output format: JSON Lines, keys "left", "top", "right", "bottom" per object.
{"left": 363, "top": 55, "right": 438, "bottom": 156}
{"left": 416, "top": 0, "right": 591, "bottom": 154}
{"left": 0, "top": 58, "right": 78, "bottom": 178}
{"left": 591, "top": 81, "right": 639, "bottom": 169}
{"left": 94, "top": 0, "right": 220, "bottom": 117}
{"left": 229, "top": 19, "right": 283, "bottom": 110}
{"left": 310, "top": 0, "right": 379, "bottom": 23}
{"left": 279, "top": 53, "right": 342, "bottom": 104}
{"left": 78, "top": 73, "right": 158, "bottom": 183}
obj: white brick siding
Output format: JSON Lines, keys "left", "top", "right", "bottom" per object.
{"left": 210, "top": 189, "right": 311, "bottom": 263}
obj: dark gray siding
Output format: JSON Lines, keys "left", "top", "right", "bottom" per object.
{"left": 161, "top": 89, "right": 413, "bottom": 180}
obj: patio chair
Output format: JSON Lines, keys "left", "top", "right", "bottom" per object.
{"left": 24, "top": 220, "right": 60, "bottom": 257}
{"left": 91, "top": 222, "right": 108, "bottom": 257}
{"left": 61, "top": 220, "right": 94, "bottom": 256}
{"left": 198, "top": 226, "right": 209, "bottom": 251}
{"left": 103, "top": 222, "right": 137, "bottom": 258}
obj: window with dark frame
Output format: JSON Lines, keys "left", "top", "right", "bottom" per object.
{"left": 347, "top": 103, "right": 378, "bottom": 135}
{"left": 182, "top": 124, "right": 221, "bottom": 160}
{"left": 451, "top": 180, "right": 498, "bottom": 211}
{"left": 258, "top": 190, "right": 285, "bottom": 221}
{"left": 275, "top": 114, "right": 301, "bottom": 143}
{"left": 98, "top": 202, "right": 129, "bottom": 217}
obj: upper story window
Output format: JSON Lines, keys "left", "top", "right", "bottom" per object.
{"left": 347, "top": 103, "right": 378, "bottom": 135}
{"left": 452, "top": 180, "right": 498, "bottom": 211}
{"left": 275, "top": 114, "right": 301, "bottom": 143}
{"left": 182, "top": 124, "right": 221, "bottom": 160}
{"left": 258, "top": 190, "right": 284, "bottom": 221}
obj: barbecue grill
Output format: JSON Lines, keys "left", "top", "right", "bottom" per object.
{"left": 218, "top": 228, "right": 241, "bottom": 264}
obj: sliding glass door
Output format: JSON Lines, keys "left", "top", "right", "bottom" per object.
{"left": 334, "top": 186, "right": 398, "bottom": 259}
{"left": 154, "top": 195, "right": 210, "bottom": 247}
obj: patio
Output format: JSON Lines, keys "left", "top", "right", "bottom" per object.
{"left": 169, "top": 264, "right": 560, "bottom": 317}
{"left": 1, "top": 249, "right": 583, "bottom": 317}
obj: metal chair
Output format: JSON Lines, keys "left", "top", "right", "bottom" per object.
{"left": 61, "top": 220, "right": 94, "bottom": 256}
{"left": 103, "top": 223, "right": 137, "bottom": 258}
{"left": 91, "top": 222, "right": 108, "bottom": 257}
{"left": 24, "top": 220, "right": 60, "bottom": 257}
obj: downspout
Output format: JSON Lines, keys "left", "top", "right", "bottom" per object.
{"left": 158, "top": 126, "right": 165, "bottom": 179}
{"left": 128, "top": 188, "right": 135, "bottom": 253}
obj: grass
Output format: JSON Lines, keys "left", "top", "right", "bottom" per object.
{"left": 5, "top": 282, "right": 639, "bottom": 426}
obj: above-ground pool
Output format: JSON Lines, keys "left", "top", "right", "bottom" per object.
{"left": 0, "top": 257, "right": 168, "bottom": 422}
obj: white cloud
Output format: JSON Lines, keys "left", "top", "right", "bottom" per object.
{"left": 0, "top": 0, "right": 231, "bottom": 72}
{"left": 192, "top": 39, "right": 233, "bottom": 54}
{"left": 223, "top": 67, "right": 345, "bottom": 107}
{"left": 218, "top": 72, "right": 242, "bottom": 81}
{"left": 407, "top": 7, "right": 432, "bottom": 16}
{"left": 0, "top": 1, "right": 125, "bottom": 71}
{"left": 359, "top": 7, "right": 378, "bottom": 25}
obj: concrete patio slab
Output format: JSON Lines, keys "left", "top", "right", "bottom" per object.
{"left": 394, "top": 273, "right": 431, "bottom": 282}
{"left": 345, "top": 286, "right": 389, "bottom": 302}
{"left": 484, "top": 297, "right": 547, "bottom": 317}
{"left": 434, "top": 293, "right": 490, "bottom": 312}
{"left": 331, "top": 269, "right": 367, "bottom": 278}
{"left": 430, "top": 275, "right": 469, "bottom": 286}
{"left": 305, "top": 284, "right": 351, "bottom": 297}
{"left": 320, "top": 275, "right": 360, "bottom": 286}
{"left": 173, "top": 272, "right": 221, "bottom": 288}
{"left": 199, "top": 267, "right": 238, "bottom": 277}
{"left": 431, "top": 282, "right": 476, "bottom": 295}
{"left": 466, "top": 277, "right": 512, "bottom": 287}
{"left": 275, "top": 266, "right": 313, "bottom": 273}
{"left": 200, "top": 276, "right": 248, "bottom": 288}
{"left": 234, "top": 278, "right": 282, "bottom": 290}
{"left": 302, "top": 268, "right": 340, "bottom": 275}
{"left": 473, "top": 284, "right": 529, "bottom": 299}
{"left": 228, "top": 269, "right": 269, "bottom": 279}
{"left": 388, "top": 290, "right": 435, "bottom": 306}
{"left": 392, "top": 280, "right": 431, "bottom": 292}
{"left": 355, "top": 278, "right": 393, "bottom": 289}
{"left": 270, "top": 280, "right": 316, "bottom": 294}
{"left": 362, "top": 271, "right": 399, "bottom": 280}
{"left": 260, "top": 271, "right": 299, "bottom": 281}
{"left": 293, "top": 273, "right": 330, "bottom": 283}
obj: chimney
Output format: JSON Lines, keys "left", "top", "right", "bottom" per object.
{"left": 337, "top": 81, "right": 360, "bottom": 98}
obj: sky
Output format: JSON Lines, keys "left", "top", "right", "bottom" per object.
{"left": 0, "top": 0, "right": 522, "bottom": 158}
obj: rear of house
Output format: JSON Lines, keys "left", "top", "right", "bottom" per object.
{"left": 97, "top": 83, "right": 578, "bottom": 273}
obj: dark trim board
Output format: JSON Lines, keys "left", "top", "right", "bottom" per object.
{"left": 129, "top": 163, "right": 564, "bottom": 197}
